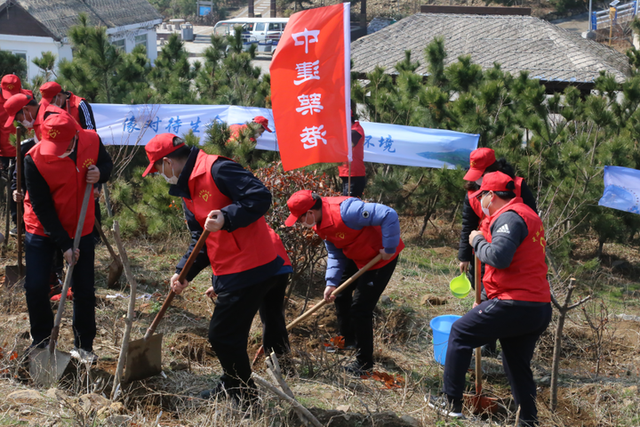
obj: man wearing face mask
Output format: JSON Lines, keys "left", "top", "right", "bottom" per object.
{"left": 284, "top": 190, "right": 403, "bottom": 376}
{"left": 142, "top": 133, "right": 289, "bottom": 407}
{"left": 3, "top": 92, "right": 46, "bottom": 143}
{"left": 430, "top": 171, "right": 551, "bottom": 426}
{"left": 39, "top": 82, "right": 96, "bottom": 131}
{"left": 22, "top": 112, "right": 112, "bottom": 362}
{"left": 458, "top": 147, "right": 537, "bottom": 357}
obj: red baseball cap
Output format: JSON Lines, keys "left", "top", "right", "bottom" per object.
{"left": 40, "top": 113, "right": 79, "bottom": 156}
{"left": 40, "top": 82, "right": 62, "bottom": 105}
{"left": 253, "top": 116, "right": 272, "bottom": 133}
{"left": 469, "top": 171, "right": 515, "bottom": 199}
{"left": 464, "top": 147, "right": 496, "bottom": 182}
{"left": 285, "top": 190, "right": 316, "bottom": 226}
{"left": 1, "top": 74, "right": 22, "bottom": 99}
{"left": 142, "top": 133, "right": 185, "bottom": 177}
{"left": 3, "top": 93, "right": 33, "bottom": 127}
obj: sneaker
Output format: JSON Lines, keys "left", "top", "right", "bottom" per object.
{"left": 70, "top": 348, "right": 98, "bottom": 365}
{"left": 343, "top": 360, "right": 373, "bottom": 378}
{"left": 426, "top": 394, "right": 465, "bottom": 419}
{"left": 9, "top": 227, "right": 17, "bottom": 237}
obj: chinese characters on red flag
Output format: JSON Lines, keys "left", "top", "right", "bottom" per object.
{"left": 270, "top": 3, "right": 352, "bottom": 171}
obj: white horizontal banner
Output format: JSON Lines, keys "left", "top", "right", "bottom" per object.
{"left": 92, "top": 103, "right": 479, "bottom": 169}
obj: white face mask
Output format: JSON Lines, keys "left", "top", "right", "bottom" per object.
{"left": 58, "top": 136, "right": 77, "bottom": 159}
{"left": 302, "top": 211, "right": 315, "bottom": 229}
{"left": 475, "top": 177, "right": 483, "bottom": 186}
{"left": 481, "top": 192, "right": 493, "bottom": 217}
{"left": 161, "top": 160, "right": 179, "bottom": 185}
{"left": 20, "top": 110, "right": 34, "bottom": 128}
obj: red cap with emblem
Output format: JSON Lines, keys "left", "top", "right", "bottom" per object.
{"left": 470, "top": 171, "right": 515, "bottom": 199}
{"left": 40, "top": 113, "right": 79, "bottom": 157}
{"left": 3, "top": 93, "right": 33, "bottom": 127}
{"left": 40, "top": 82, "right": 62, "bottom": 105}
{"left": 1, "top": 74, "right": 22, "bottom": 99}
{"left": 464, "top": 147, "right": 496, "bottom": 182}
{"left": 142, "top": 133, "right": 186, "bottom": 177}
{"left": 285, "top": 190, "right": 315, "bottom": 226}
{"left": 253, "top": 116, "right": 272, "bottom": 132}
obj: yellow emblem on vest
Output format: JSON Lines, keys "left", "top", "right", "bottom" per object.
{"left": 199, "top": 190, "right": 212, "bottom": 202}
{"left": 48, "top": 129, "right": 60, "bottom": 139}
{"left": 83, "top": 158, "right": 95, "bottom": 169}
{"left": 336, "top": 232, "right": 346, "bottom": 239}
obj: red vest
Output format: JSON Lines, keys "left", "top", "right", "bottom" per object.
{"left": 314, "top": 197, "right": 404, "bottom": 270}
{"left": 338, "top": 121, "right": 366, "bottom": 177}
{"left": 0, "top": 98, "right": 17, "bottom": 157}
{"left": 66, "top": 92, "right": 83, "bottom": 126}
{"left": 483, "top": 198, "right": 550, "bottom": 302}
{"left": 269, "top": 229, "right": 291, "bottom": 267}
{"left": 24, "top": 130, "right": 100, "bottom": 238}
{"left": 32, "top": 104, "right": 49, "bottom": 142}
{"left": 227, "top": 124, "right": 256, "bottom": 144}
{"left": 183, "top": 151, "right": 278, "bottom": 276}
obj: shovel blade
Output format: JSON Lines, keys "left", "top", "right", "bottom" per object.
{"left": 29, "top": 348, "right": 72, "bottom": 387}
{"left": 107, "top": 261, "right": 123, "bottom": 289}
{"left": 4, "top": 265, "right": 23, "bottom": 289}
{"left": 464, "top": 393, "right": 499, "bottom": 415}
{"left": 123, "top": 333, "right": 163, "bottom": 383}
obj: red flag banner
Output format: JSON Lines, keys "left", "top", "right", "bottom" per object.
{"left": 270, "top": 3, "right": 351, "bottom": 171}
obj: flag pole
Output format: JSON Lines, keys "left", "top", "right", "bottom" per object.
{"left": 348, "top": 161, "right": 351, "bottom": 196}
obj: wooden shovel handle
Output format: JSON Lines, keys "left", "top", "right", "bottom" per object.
{"left": 286, "top": 254, "right": 383, "bottom": 331}
{"left": 15, "top": 127, "right": 23, "bottom": 276}
{"left": 49, "top": 184, "right": 94, "bottom": 354}
{"left": 94, "top": 220, "right": 120, "bottom": 262}
{"left": 144, "top": 229, "right": 210, "bottom": 340}
{"left": 474, "top": 253, "right": 482, "bottom": 395}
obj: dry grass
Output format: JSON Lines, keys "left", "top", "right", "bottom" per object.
{"left": 0, "top": 215, "right": 639, "bottom": 426}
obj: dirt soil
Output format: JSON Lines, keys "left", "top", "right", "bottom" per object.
{"left": 0, "top": 218, "right": 640, "bottom": 426}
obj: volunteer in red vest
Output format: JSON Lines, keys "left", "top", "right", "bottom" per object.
{"left": 39, "top": 82, "right": 97, "bottom": 131}
{"left": 337, "top": 100, "right": 366, "bottom": 198}
{"left": 284, "top": 190, "right": 403, "bottom": 376}
{"left": 142, "top": 133, "right": 288, "bottom": 405}
{"left": 430, "top": 171, "right": 551, "bottom": 426}
{"left": 458, "top": 147, "right": 537, "bottom": 356}
{"left": 0, "top": 75, "right": 20, "bottom": 233}
{"left": 227, "top": 115, "right": 271, "bottom": 144}
{"left": 23, "top": 112, "right": 112, "bottom": 363}
{"left": 4, "top": 92, "right": 46, "bottom": 142}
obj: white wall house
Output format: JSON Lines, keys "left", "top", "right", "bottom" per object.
{"left": 0, "top": 0, "right": 162, "bottom": 80}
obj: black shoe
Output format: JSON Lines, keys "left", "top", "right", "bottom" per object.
{"left": 9, "top": 227, "right": 17, "bottom": 237}
{"left": 426, "top": 394, "right": 465, "bottom": 419}
{"left": 200, "top": 381, "right": 229, "bottom": 400}
{"left": 343, "top": 360, "right": 373, "bottom": 377}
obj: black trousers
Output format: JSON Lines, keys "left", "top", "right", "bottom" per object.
{"left": 208, "top": 275, "right": 281, "bottom": 391}
{"left": 258, "top": 273, "right": 290, "bottom": 356}
{"left": 1, "top": 157, "right": 17, "bottom": 226}
{"left": 24, "top": 232, "right": 97, "bottom": 350}
{"left": 443, "top": 299, "right": 552, "bottom": 425}
{"left": 334, "top": 257, "right": 398, "bottom": 367}
{"left": 341, "top": 176, "right": 366, "bottom": 198}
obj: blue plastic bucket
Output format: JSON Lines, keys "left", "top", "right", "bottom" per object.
{"left": 430, "top": 315, "right": 462, "bottom": 366}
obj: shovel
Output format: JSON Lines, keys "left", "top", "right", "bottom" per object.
{"left": 29, "top": 184, "right": 93, "bottom": 387}
{"left": 252, "top": 253, "right": 383, "bottom": 365}
{"left": 5, "top": 128, "right": 24, "bottom": 288}
{"left": 463, "top": 254, "right": 499, "bottom": 415}
{"left": 123, "top": 229, "right": 210, "bottom": 383}
{"left": 94, "top": 220, "right": 123, "bottom": 289}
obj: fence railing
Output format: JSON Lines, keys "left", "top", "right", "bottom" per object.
{"left": 592, "top": 1, "right": 637, "bottom": 30}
